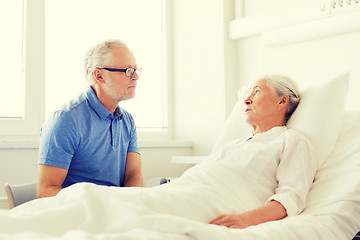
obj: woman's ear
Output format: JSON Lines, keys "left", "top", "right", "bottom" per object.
{"left": 279, "top": 95, "right": 289, "bottom": 107}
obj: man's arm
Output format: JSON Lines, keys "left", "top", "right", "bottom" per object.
{"left": 37, "top": 164, "right": 68, "bottom": 198}
{"left": 209, "top": 200, "right": 287, "bottom": 229}
{"left": 123, "top": 152, "right": 143, "bottom": 187}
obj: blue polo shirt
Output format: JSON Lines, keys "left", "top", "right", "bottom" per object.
{"left": 38, "top": 87, "right": 140, "bottom": 188}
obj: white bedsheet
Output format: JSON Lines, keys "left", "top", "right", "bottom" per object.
{"left": 1, "top": 111, "right": 360, "bottom": 240}
{"left": 0, "top": 162, "right": 262, "bottom": 239}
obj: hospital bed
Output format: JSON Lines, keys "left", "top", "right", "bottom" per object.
{"left": 0, "top": 72, "right": 360, "bottom": 240}
{"left": 210, "top": 72, "right": 360, "bottom": 239}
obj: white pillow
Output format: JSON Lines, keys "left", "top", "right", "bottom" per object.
{"left": 212, "top": 72, "right": 350, "bottom": 168}
{"left": 287, "top": 72, "right": 349, "bottom": 167}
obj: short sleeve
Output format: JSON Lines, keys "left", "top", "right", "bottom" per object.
{"left": 125, "top": 112, "right": 140, "bottom": 154}
{"left": 38, "top": 111, "right": 79, "bottom": 169}
{"left": 266, "top": 130, "right": 317, "bottom": 216}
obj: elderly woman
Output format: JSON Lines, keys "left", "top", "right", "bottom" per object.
{"left": 0, "top": 75, "right": 316, "bottom": 237}
{"left": 209, "top": 75, "right": 315, "bottom": 228}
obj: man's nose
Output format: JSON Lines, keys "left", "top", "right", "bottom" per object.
{"left": 132, "top": 71, "right": 140, "bottom": 80}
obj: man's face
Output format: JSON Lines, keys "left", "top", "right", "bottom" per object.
{"left": 101, "top": 46, "right": 139, "bottom": 102}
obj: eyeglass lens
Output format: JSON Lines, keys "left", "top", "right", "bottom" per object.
{"left": 126, "top": 68, "right": 142, "bottom": 77}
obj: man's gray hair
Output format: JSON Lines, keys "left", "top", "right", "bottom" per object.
{"left": 84, "top": 40, "right": 127, "bottom": 85}
{"left": 263, "top": 75, "right": 301, "bottom": 123}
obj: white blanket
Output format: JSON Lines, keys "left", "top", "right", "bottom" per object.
{"left": 0, "top": 163, "right": 263, "bottom": 240}
{"left": 1, "top": 111, "right": 360, "bottom": 240}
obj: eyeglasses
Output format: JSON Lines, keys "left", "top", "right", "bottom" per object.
{"left": 98, "top": 67, "right": 142, "bottom": 77}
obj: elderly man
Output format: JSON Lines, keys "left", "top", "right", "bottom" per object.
{"left": 37, "top": 40, "right": 143, "bottom": 198}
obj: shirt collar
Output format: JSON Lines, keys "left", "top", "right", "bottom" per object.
{"left": 248, "top": 126, "right": 287, "bottom": 141}
{"left": 85, "top": 86, "right": 123, "bottom": 120}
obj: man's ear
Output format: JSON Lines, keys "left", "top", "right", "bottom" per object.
{"left": 93, "top": 68, "right": 105, "bottom": 84}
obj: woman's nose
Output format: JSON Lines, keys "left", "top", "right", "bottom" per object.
{"left": 244, "top": 96, "right": 252, "bottom": 105}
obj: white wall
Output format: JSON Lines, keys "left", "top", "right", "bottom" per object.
{"left": 234, "top": 0, "right": 360, "bottom": 111}
{"left": 172, "top": 0, "right": 237, "bottom": 156}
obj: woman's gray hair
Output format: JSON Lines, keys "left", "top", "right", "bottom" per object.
{"left": 84, "top": 40, "right": 127, "bottom": 85}
{"left": 263, "top": 75, "right": 301, "bottom": 123}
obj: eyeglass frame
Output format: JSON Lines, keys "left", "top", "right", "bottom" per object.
{"left": 97, "top": 67, "right": 142, "bottom": 77}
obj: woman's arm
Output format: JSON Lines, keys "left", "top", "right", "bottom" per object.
{"left": 209, "top": 200, "right": 286, "bottom": 229}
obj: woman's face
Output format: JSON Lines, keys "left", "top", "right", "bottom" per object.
{"left": 243, "top": 79, "right": 284, "bottom": 128}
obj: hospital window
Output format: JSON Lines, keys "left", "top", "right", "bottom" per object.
{"left": 45, "top": 0, "right": 170, "bottom": 137}
{"left": 0, "top": 0, "right": 25, "bottom": 120}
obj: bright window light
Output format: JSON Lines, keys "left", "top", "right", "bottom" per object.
{"left": 45, "top": 0, "right": 168, "bottom": 131}
{"left": 0, "top": 0, "right": 25, "bottom": 119}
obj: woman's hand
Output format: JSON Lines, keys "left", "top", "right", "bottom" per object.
{"left": 209, "top": 200, "right": 287, "bottom": 229}
{"left": 209, "top": 213, "right": 254, "bottom": 229}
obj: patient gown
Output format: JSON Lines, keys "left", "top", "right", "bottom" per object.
{"left": 0, "top": 126, "right": 316, "bottom": 237}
